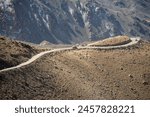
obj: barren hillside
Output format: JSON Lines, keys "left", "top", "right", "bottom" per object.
{"left": 88, "top": 36, "right": 131, "bottom": 46}
{"left": 0, "top": 39, "right": 149, "bottom": 100}
{"left": 0, "top": 36, "right": 38, "bottom": 70}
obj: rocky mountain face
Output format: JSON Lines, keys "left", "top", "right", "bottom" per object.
{"left": 0, "top": 0, "right": 150, "bottom": 44}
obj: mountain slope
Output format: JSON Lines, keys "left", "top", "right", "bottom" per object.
{"left": 0, "top": 40, "right": 150, "bottom": 99}
{"left": 0, "top": 36, "right": 37, "bottom": 70}
{"left": 0, "top": 0, "right": 150, "bottom": 44}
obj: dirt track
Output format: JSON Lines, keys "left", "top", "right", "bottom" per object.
{"left": 0, "top": 37, "right": 140, "bottom": 73}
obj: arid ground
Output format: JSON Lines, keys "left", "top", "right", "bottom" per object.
{"left": 0, "top": 37, "right": 38, "bottom": 70}
{"left": 0, "top": 37, "right": 150, "bottom": 100}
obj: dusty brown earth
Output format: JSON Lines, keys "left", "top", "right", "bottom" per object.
{"left": 88, "top": 35, "right": 131, "bottom": 46}
{"left": 0, "top": 37, "right": 38, "bottom": 70}
{"left": 0, "top": 38, "right": 150, "bottom": 100}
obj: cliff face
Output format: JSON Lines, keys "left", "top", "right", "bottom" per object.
{"left": 0, "top": 0, "right": 150, "bottom": 44}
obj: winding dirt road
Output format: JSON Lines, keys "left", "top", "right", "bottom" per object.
{"left": 0, "top": 37, "right": 140, "bottom": 73}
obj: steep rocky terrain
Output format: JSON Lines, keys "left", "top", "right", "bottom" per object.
{"left": 0, "top": 0, "right": 150, "bottom": 44}
{"left": 0, "top": 38, "right": 150, "bottom": 100}
{"left": 0, "top": 36, "right": 38, "bottom": 70}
